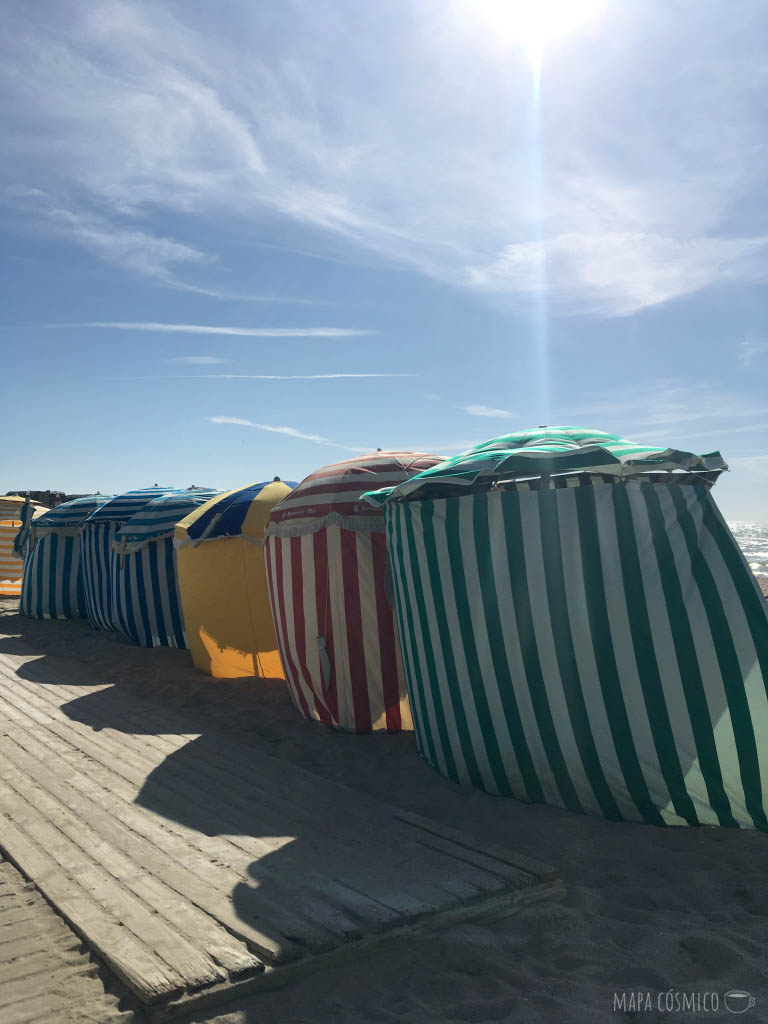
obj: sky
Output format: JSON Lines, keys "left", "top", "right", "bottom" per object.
{"left": 1, "top": 0, "right": 767, "bottom": 519}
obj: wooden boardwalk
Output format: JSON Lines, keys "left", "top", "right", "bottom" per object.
{"left": 0, "top": 613, "right": 562, "bottom": 1020}
{"left": 0, "top": 856, "right": 136, "bottom": 1023}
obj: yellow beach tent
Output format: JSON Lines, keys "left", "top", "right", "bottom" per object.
{"left": 174, "top": 479, "right": 295, "bottom": 679}
{"left": 0, "top": 497, "right": 48, "bottom": 597}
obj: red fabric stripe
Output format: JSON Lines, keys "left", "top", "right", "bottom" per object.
{"left": 270, "top": 453, "right": 443, "bottom": 524}
{"left": 278, "top": 477, "right": 407, "bottom": 498}
{"left": 290, "top": 535, "right": 332, "bottom": 727}
{"left": 295, "top": 452, "right": 431, "bottom": 479}
{"left": 271, "top": 501, "right": 384, "bottom": 523}
{"left": 371, "top": 530, "right": 402, "bottom": 731}
{"left": 313, "top": 529, "right": 340, "bottom": 726}
{"left": 340, "top": 529, "right": 372, "bottom": 733}
{"left": 270, "top": 538, "right": 311, "bottom": 721}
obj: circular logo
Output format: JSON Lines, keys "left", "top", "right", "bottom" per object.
{"left": 724, "top": 990, "right": 755, "bottom": 1014}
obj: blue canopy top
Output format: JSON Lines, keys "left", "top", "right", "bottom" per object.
{"left": 85, "top": 486, "right": 181, "bottom": 524}
{"left": 114, "top": 489, "right": 222, "bottom": 552}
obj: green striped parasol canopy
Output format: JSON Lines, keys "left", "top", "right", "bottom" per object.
{"left": 363, "top": 426, "right": 727, "bottom": 505}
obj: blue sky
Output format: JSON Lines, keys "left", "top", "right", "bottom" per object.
{"left": 2, "top": 0, "right": 767, "bottom": 518}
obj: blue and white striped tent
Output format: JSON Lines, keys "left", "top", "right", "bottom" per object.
{"left": 81, "top": 487, "right": 180, "bottom": 632}
{"left": 365, "top": 427, "right": 768, "bottom": 832}
{"left": 20, "top": 495, "right": 112, "bottom": 619}
{"left": 111, "top": 489, "right": 221, "bottom": 648}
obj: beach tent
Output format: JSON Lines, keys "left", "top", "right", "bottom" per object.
{"left": 81, "top": 487, "right": 179, "bottom": 632}
{"left": 0, "top": 497, "right": 48, "bottom": 598}
{"left": 174, "top": 479, "right": 296, "bottom": 678}
{"left": 20, "top": 495, "right": 112, "bottom": 619}
{"left": 264, "top": 452, "right": 443, "bottom": 732}
{"left": 364, "top": 427, "right": 768, "bottom": 831}
{"left": 111, "top": 489, "right": 222, "bottom": 648}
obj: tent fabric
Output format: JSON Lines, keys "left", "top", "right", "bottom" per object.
{"left": 114, "top": 490, "right": 221, "bottom": 553}
{"left": 364, "top": 426, "right": 727, "bottom": 505}
{"left": 268, "top": 453, "right": 438, "bottom": 531}
{"left": 174, "top": 480, "right": 294, "bottom": 678}
{"left": 179, "top": 480, "right": 295, "bottom": 542}
{"left": 111, "top": 490, "right": 221, "bottom": 648}
{"left": 20, "top": 495, "right": 112, "bottom": 619}
{"left": 81, "top": 487, "right": 179, "bottom": 632}
{"left": 370, "top": 433, "right": 768, "bottom": 830}
{"left": 265, "top": 452, "right": 443, "bottom": 732}
{"left": 0, "top": 498, "right": 48, "bottom": 598}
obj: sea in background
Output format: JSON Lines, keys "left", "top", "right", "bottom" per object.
{"left": 728, "top": 521, "right": 768, "bottom": 579}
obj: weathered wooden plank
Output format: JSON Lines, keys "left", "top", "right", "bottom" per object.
{"left": 6, "top": 672, "right": 515, "bottom": 911}
{"left": 0, "top": 680, "right": 473, "bottom": 920}
{"left": 0, "top": 637, "right": 564, "bottom": 1020}
{"left": 0, "top": 736, "right": 262, "bottom": 980}
{"left": 65, "top": 689, "right": 529, "bottom": 901}
{"left": 0, "top": 855, "right": 137, "bottom": 1024}
{"left": 0, "top": 817, "right": 184, "bottom": 1004}
{"left": 0, "top": 771, "right": 229, "bottom": 994}
{"left": 1, "top": 670, "right": 538, "bottom": 931}
{"left": 0, "top": 696, "right": 355, "bottom": 959}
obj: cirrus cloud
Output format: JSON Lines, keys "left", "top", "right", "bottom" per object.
{"left": 208, "top": 415, "right": 367, "bottom": 451}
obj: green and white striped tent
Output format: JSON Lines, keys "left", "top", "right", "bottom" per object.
{"left": 364, "top": 427, "right": 768, "bottom": 831}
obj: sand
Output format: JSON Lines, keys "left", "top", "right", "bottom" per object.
{"left": 1, "top": 604, "right": 766, "bottom": 1024}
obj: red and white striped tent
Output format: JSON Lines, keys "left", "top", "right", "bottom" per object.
{"left": 264, "top": 452, "right": 443, "bottom": 732}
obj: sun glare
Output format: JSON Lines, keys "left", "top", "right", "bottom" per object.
{"left": 468, "top": 0, "right": 603, "bottom": 67}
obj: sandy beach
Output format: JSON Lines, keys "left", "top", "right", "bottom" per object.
{"left": 1, "top": 601, "right": 766, "bottom": 1024}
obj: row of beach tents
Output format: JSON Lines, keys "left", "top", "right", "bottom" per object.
{"left": 4, "top": 427, "right": 768, "bottom": 833}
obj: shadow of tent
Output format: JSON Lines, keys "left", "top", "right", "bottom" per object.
{"left": 60, "top": 683, "right": 499, "bottom": 979}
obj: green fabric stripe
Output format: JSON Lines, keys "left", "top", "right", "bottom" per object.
{"left": 500, "top": 491, "right": 585, "bottom": 813}
{"left": 444, "top": 498, "right": 512, "bottom": 795}
{"left": 418, "top": 502, "right": 484, "bottom": 788}
{"left": 386, "top": 507, "right": 427, "bottom": 758}
{"left": 670, "top": 487, "right": 767, "bottom": 830}
{"left": 610, "top": 486, "right": 699, "bottom": 824}
{"left": 696, "top": 491, "right": 768, "bottom": 703}
{"left": 640, "top": 485, "right": 738, "bottom": 828}
{"left": 401, "top": 503, "right": 460, "bottom": 783}
{"left": 573, "top": 486, "right": 665, "bottom": 825}
{"left": 387, "top": 505, "right": 438, "bottom": 768}
{"left": 472, "top": 492, "right": 545, "bottom": 802}
{"left": 537, "top": 492, "right": 623, "bottom": 820}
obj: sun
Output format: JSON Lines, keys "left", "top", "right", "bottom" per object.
{"left": 467, "top": 0, "right": 603, "bottom": 67}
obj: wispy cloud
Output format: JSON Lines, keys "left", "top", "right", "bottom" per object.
{"left": 564, "top": 382, "right": 767, "bottom": 432}
{"left": 461, "top": 404, "right": 516, "bottom": 419}
{"left": 729, "top": 455, "right": 768, "bottom": 477}
{"left": 129, "top": 372, "right": 413, "bottom": 380}
{"left": 5, "top": 2, "right": 768, "bottom": 315}
{"left": 2, "top": 190, "right": 214, "bottom": 286}
{"left": 423, "top": 392, "right": 441, "bottom": 401}
{"left": 50, "top": 322, "right": 373, "bottom": 337}
{"left": 165, "top": 355, "right": 230, "bottom": 364}
{"left": 560, "top": 380, "right": 768, "bottom": 451}
{"left": 738, "top": 332, "right": 768, "bottom": 367}
{"left": 426, "top": 439, "right": 484, "bottom": 453}
{"left": 208, "top": 415, "right": 366, "bottom": 450}
{"left": 466, "top": 233, "right": 768, "bottom": 317}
